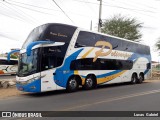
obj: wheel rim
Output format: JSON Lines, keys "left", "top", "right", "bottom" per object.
{"left": 86, "top": 78, "right": 93, "bottom": 88}
{"left": 132, "top": 76, "right": 136, "bottom": 83}
{"left": 133, "top": 77, "right": 136, "bottom": 83}
{"left": 139, "top": 75, "right": 144, "bottom": 81}
{"left": 69, "top": 79, "right": 77, "bottom": 90}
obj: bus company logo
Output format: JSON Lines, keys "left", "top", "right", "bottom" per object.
{"left": 93, "top": 41, "right": 132, "bottom": 62}
{"left": 50, "top": 32, "right": 68, "bottom": 38}
{"left": 93, "top": 41, "right": 112, "bottom": 62}
{"left": 2, "top": 112, "right": 11, "bottom": 117}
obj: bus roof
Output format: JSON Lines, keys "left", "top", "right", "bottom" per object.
{"left": 27, "top": 23, "right": 149, "bottom": 47}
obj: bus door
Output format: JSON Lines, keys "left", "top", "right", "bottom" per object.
{"left": 40, "top": 53, "right": 57, "bottom": 92}
{"left": 40, "top": 46, "right": 64, "bottom": 91}
{"left": 40, "top": 69, "right": 57, "bottom": 92}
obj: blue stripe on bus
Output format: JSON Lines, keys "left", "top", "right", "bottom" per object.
{"left": 144, "top": 69, "right": 149, "bottom": 75}
{"left": 54, "top": 48, "right": 84, "bottom": 88}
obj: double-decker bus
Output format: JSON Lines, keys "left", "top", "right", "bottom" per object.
{"left": 16, "top": 23, "right": 151, "bottom": 92}
{"left": 0, "top": 57, "right": 18, "bottom": 75}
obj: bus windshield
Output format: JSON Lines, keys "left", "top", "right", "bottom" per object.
{"left": 17, "top": 49, "right": 39, "bottom": 77}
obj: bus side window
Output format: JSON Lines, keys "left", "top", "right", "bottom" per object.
{"left": 75, "top": 31, "right": 98, "bottom": 48}
{"left": 9, "top": 60, "right": 18, "bottom": 65}
{"left": 0, "top": 60, "right": 8, "bottom": 65}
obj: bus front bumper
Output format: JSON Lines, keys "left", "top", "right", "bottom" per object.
{"left": 16, "top": 79, "right": 41, "bottom": 93}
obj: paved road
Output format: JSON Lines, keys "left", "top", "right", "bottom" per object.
{"left": 0, "top": 80, "right": 160, "bottom": 118}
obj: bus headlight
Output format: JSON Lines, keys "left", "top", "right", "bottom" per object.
{"left": 27, "top": 78, "right": 36, "bottom": 84}
{"left": 27, "top": 76, "right": 41, "bottom": 84}
{"left": 34, "top": 76, "right": 41, "bottom": 80}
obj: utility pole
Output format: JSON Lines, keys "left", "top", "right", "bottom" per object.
{"left": 90, "top": 20, "right": 92, "bottom": 31}
{"left": 98, "top": 0, "right": 102, "bottom": 32}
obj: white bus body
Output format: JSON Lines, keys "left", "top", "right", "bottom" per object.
{"left": 0, "top": 57, "right": 18, "bottom": 75}
{"left": 16, "top": 23, "right": 151, "bottom": 92}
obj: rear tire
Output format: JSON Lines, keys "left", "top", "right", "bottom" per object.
{"left": 66, "top": 76, "right": 79, "bottom": 92}
{"left": 131, "top": 74, "right": 138, "bottom": 84}
{"left": 83, "top": 75, "right": 96, "bottom": 90}
{"left": 137, "top": 73, "right": 144, "bottom": 84}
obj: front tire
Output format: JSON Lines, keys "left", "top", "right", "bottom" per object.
{"left": 66, "top": 76, "right": 79, "bottom": 92}
{"left": 137, "top": 73, "right": 144, "bottom": 84}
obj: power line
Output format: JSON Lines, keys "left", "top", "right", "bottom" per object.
{"left": 5, "top": 0, "right": 45, "bottom": 24}
{"left": 73, "top": 0, "right": 158, "bottom": 14}
{"left": 52, "top": 0, "right": 74, "bottom": 24}
{"left": 121, "top": 0, "right": 158, "bottom": 10}
{"left": 0, "top": 32, "right": 19, "bottom": 41}
{"left": 84, "top": 0, "right": 97, "bottom": 17}
{"left": 104, "top": 0, "right": 157, "bottom": 10}
{"left": 2, "top": 1, "right": 36, "bottom": 25}
{"left": 7, "top": 0, "right": 93, "bottom": 18}
{"left": 103, "top": 1, "right": 157, "bottom": 13}
{"left": 8, "top": 0, "right": 60, "bottom": 12}
{"left": 5, "top": 2, "right": 40, "bottom": 24}
{"left": 73, "top": 0, "right": 99, "bottom": 5}
{"left": 102, "top": 3, "right": 158, "bottom": 18}
{"left": 0, "top": 2, "right": 30, "bottom": 23}
{"left": 5, "top": 1, "right": 59, "bottom": 16}
{"left": 1, "top": 0, "right": 98, "bottom": 22}
{"left": 74, "top": 0, "right": 159, "bottom": 19}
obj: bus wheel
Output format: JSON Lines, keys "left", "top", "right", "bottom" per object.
{"left": 66, "top": 76, "right": 79, "bottom": 92}
{"left": 137, "top": 73, "right": 144, "bottom": 84}
{"left": 84, "top": 75, "right": 96, "bottom": 90}
{"left": 131, "top": 74, "right": 138, "bottom": 84}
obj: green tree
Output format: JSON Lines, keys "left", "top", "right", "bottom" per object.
{"left": 101, "top": 14, "right": 142, "bottom": 41}
{"left": 155, "top": 39, "right": 160, "bottom": 50}
{"left": 10, "top": 54, "right": 18, "bottom": 59}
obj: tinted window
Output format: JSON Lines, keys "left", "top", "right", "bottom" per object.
{"left": 9, "top": 60, "right": 18, "bottom": 65}
{"left": 75, "top": 31, "right": 97, "bottom": 47}
{"left": 22, "top": 24, "right": 47, "bottom": 49}
{"left": 0, "top": 59, "right": 18, "bottom": 65}
{"left": 22, "top": 23, "right": 77, "bottom": 49}
{"left": 75, "top": 31, "right": 150, "bottom": 55}
{"left": 70, "top": 58, "right": 133, "bottom": 70}
{"left": 43, "top": 24, "right": 76, "bottom": 43}
{"left": 0, "top": 60, "right": 8, "bottom": 65}
{"left": 41, "top": 44, "right": 67, "bottom": 71}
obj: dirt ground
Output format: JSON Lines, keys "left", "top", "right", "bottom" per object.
{"left": 0, "top": 87, "right": 25, "bottom": 99}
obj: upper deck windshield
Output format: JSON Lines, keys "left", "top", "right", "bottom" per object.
{"left": 22, "top": 23, "right": 77, "bottom": 49}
